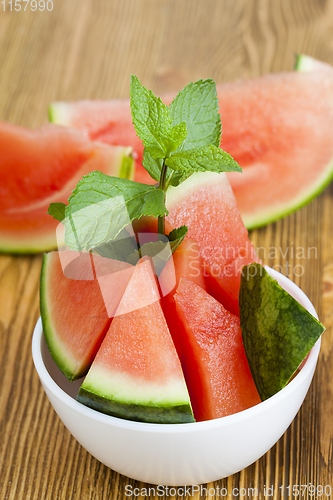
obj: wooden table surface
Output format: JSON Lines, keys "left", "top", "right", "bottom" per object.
{"left": 0, "top": 0, "right": 332, "bottom": 498}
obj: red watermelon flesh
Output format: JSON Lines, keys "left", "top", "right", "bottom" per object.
{"left": 159, "top": 238, "right": 206, "bottom": 357}
{"left": 40, "top": 250, "right": 133, "bottom": 380}
{"left": 0, "top": 122, "right": 133, "bottom": 253}
{"left": 77, "top": 257, "right": 194, "bottom": 423}
{"left": 166, "top": 172, "right": 261, "bottom": 316}
{"left": 49, "top": 100, "right": 151, "bottom": 185}
{"left": 216, "top": 63, "right": 333, "bottom": 228}
{"left": 174, "top": 277, "right": 261, "bottom": 421}
{"left": 49, "top": 56, "right": 333, "bottom": 227}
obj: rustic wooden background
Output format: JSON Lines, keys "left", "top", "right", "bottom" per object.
{"left": 0, "top": 0, "right": 332, "bottom": 498}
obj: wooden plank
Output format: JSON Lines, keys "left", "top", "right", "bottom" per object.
{"left": 0, "top": 0, "right": 332, "bottom": 498}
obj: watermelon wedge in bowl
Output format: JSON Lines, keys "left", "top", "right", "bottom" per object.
{"left": 32, "top": 267, "right": 321, "bottom": 485}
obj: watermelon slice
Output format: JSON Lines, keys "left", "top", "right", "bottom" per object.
{"left": 40, "top": 250, "right": 133, "bottom": 380}
{"left": 166, "top": 172, "right": 261, "bottom": 316}
{"left": 77, "top": 257, "right": 195, "bottom": 423}
{"left": 0, "top": 122, "right": 134, "bottom": 253}
{"left": 159, "top": 238, "right": 206, "bottom": 358}
{"left": 174, "top": 278, "right": 261, "bottom": 421}
{"left": 49, "top": 100, "right": 151, "bottom": 185}
{"left": 49, "top": 55, "right": 333, "bottom": 228}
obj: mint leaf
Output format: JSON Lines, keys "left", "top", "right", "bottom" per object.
{"left": 142, "top": 150, "right": 190, "bottom": 188}
{"left": 93, "top": 227, "right": 138, "bottom": 262}
{"left": 142, "top": 149, "right": 163, "bottom": 182}
{"left": 130, "top": 76, "right": 187, "bottom": 159}
{"left": 64, "top": 171, "right": 168, "bottom": 251}
{"left": 47, "top": 202, "right": 67, "bottom": 223}
{"left": 169, "top": 79, "right": 221, "bottom": 150}
{"left": 127, "top": 225, "right": 188, "bottom": 275}
{"left": 165, "top": 144, "right": 241, "bottom": 174}
{"left": 168, "top": 225, "right": 188, "bottom": 253}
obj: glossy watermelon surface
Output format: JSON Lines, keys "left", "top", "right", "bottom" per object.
{"left": 0, "top": 122, "right": 133, "bottom": 253}
{"left": 166, "top": 172, "right": 260, "bottom": 316}
{"left": 174, "top": 278, "right": 261, "bottom": 421}
{"left": 49, "top": 56, "right": 333, "bottom": 228}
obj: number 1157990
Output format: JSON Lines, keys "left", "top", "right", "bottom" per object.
{"left": 1, "top": 0, "right": 53, "bottom": 11}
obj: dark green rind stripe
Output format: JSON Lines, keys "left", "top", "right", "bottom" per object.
{"left": 239, "top": 263, "right": 325, "bottom": 401}
{"left": 40, "top": 253, "right": 79, "bottom": 382}
{"left": 77, "top": 387, "right": 196, "bottom": 424}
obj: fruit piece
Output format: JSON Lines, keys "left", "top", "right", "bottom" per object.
{"left": 174, "top": 278, "right": 261, "bottom": 421}
{"left": 159, "top": 238, "right": 206, "bottom": 357}
{"left": 239, "top": 263, "right": 325, "bottom": 401}
{"left": 77, "top": 258, "right": 195, "bottom": 423}
{"left": 0, "top": 122, "right": 134, "bottom": 253}
{"left": 217, "top": 56, "right": 333, "bottom": 228}
{"left": 49, "top": 100, "right": 151, "bottom": 184}
{"left": 166, "top": 171, "right": 260, "bottom": 315}
{"left": 40, "top": 250, "right": 133, "bottom": 380}
{"left": 50, "top": 56, "right": 333, "bottom": 228}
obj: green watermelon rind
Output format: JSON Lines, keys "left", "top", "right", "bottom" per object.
{"left": 243, "top": 53, "right": 333, "bottom": 230}
{"left": 48, "top": 102, "right": 71, "bottom": 126}
{"left": 40, "top": 253, "right": 80, "bottom": 381}
{"left": 239, "top": 263, "right": 325, "bottom": 401}
{"left": 77, "top": 387, "right": 195, "bottom": 424}
{"left": 243, "top": 162, "right": 333, "bottom": 230}
{"left": 0, "top": 143, "right": 134, "bottom": 254}
{"left": 0, "top": 233, "right": 58, "bottom": 255}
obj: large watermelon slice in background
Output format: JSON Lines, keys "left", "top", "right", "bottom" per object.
{"left": 49, "top": 55, "right": 333, "bottom": 228}
{"left": 0, "top": 122, "right": 133, "bottom": 253}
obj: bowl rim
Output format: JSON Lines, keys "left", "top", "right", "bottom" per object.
{"left": 32, "top": 266, "right": 322, "bottom": 434}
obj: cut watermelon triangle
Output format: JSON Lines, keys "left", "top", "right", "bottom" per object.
{"left": 77, "top": 257, "right": 195, "bottom": 423}
{"left": 159, "top": 238, "right": 207, "bottom": 358}
{"left": 40, "top": 251, "right": 134, "bottom": 381}
{"left": 0, "top": 122, "right": 134, "bottom": 253}
{"left": 49, "top": 55, "right": 333, "bottom": 228}
{"left": 174, "top": 277, "right": 261, "bottom": 421}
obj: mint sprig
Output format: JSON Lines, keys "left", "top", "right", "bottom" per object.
{"left": 49, "top": 76, "right": 242, "bottom": 259}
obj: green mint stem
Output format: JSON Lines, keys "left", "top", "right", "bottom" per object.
{"left": 158, "top": 160, "right": 167, "bottom": 235}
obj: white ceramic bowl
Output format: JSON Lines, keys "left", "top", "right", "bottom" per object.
{"left": 32, "top": 268, "right": 321, "bottom": 486}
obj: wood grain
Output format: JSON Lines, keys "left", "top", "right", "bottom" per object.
{"left": 0, "top": 0, "right": 333, "bottom": 498}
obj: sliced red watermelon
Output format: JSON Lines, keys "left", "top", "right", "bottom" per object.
{"left": 0, "top": 122, "right": 134, "bottom": 253}
{"left": 49, "top": 55, "right": 333, "bottom": 227}
{"left": 77, "top": 257, "right": 195, "bottom": 423}
{"left": 159, "top": 238, "right": 206, "bottom": 358}
{"left": 166, "top": 172, "right": 261, "bottom": 316}
{"left": 40, "top": 250, "right": 133, "bottom": 381}
{"left": 174, "top": 277, "right": 261, "bottom": 421}
{"left": 49, "top": 100, "right": 151, "bottom": 185}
